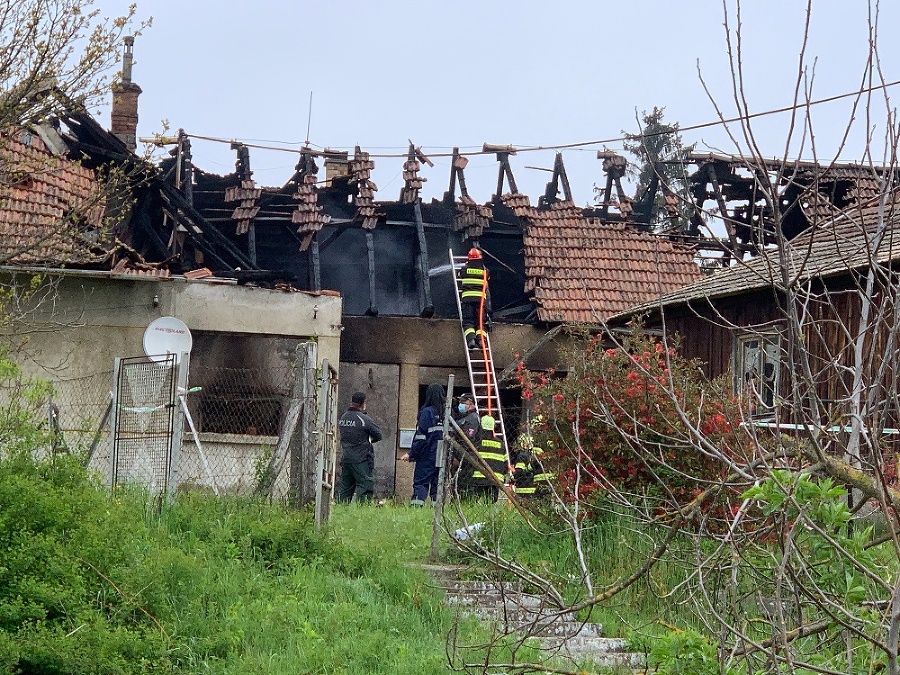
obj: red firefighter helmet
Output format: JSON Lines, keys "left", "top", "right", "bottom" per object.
{"left": 467, "top": 247, "right": 482, "bottom": 260}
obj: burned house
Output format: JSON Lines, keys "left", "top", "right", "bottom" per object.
{"left": 114, "top": 130, "right": 701, "bottom": 496}
{"left": 1, "top": 39, "right": 713, "bottom": 499}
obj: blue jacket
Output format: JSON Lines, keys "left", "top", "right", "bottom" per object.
{"left": 409, "top": 406, "right": 442, "bottom": 464}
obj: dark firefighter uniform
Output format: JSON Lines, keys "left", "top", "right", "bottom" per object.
{"left": 452, "top": 394, "right": 481, "bottom": 494}
{"left": 459, "top": 248, "right": 491, "bottom": 350}
{"left": 513, "top": 439, "right": 552, "bottom": 499}
{"left": 470, "top": 414, "right": 507, "bottom": 502}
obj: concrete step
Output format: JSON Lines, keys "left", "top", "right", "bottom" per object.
{"left": 435, "top": 578, "right": 523, "bottom": 594}
{"left": 446, "top": 591, "right": 545, "bottom": 609}
{"left": 423, "top": 564, "right": 646, "bottom": 670}
{"left": 473, "top": 614, "right": 604, "bottom": 639}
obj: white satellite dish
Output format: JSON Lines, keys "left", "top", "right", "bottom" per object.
{"left": 143, "top": 316, "right": 193, "bottom": 364}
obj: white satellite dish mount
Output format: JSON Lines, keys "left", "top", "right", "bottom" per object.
{"left": 142, "top": 316, "right": 193, "bottom": 364}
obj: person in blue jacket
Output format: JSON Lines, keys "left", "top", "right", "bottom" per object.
{"left": 402, "top": 383, "right": 446, "bottom": 506}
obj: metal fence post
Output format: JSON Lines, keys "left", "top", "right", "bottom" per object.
{"left": 289, "top": 341, "right": 318, "bottom": 508}
{"left": 314, "top": 359, "right": 337, "bottom": 529}
{"left": 167, "top": 352, "right": 189, "bottom": 501}
{"left": 108, "top": 357, "right": 121, "bottom": 489}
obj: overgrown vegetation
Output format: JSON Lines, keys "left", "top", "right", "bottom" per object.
{"left": 0, "top": 447, "right": 472, "bottom": 673}
{"left": 0, "top": 355, "right": 463, "bottom": 675}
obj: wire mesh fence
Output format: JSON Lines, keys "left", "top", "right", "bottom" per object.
{"left": 178, "top": 364, "right": 297, "bottom": 495}
{"left": 11, "top": 362, "right": 304, "bottom": 496}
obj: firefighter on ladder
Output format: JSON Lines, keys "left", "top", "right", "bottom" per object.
{"left": 459, "top": 246, "right": 491, "bottom": 350}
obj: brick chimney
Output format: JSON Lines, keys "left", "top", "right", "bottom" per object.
{"left": 323, "top": 148, "right": 349, "bottom": 186}
{"left": 110, "top": 36, "right": 141, "bottom": 151}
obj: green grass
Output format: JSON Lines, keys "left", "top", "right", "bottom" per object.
{"left": 1, "top": 449, "right": 700, "bottom": 673}
{"left": 437, "top": 499, "right": 702, "bottom": 650}
{"left": 0, "top": 453, "right": 483, "bottom": 674}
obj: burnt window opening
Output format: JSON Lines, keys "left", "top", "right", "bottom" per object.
{"left": 193, "top": 366, "right": 295, "bottom": 436}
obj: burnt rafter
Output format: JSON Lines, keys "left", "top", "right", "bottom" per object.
{"left": 596, "top": 151, "right": 633, "bottom": 219}
{"left": 156, "top": 180, "right": 257, "bottom": 271}
{"left": 350, "top": 146, "right": 379, "bottom": 229}
{"left": 399, "top": 141, "right": 433, "bottom": 204}
{"left": 448, "top": 147, "right": 492, "bottom": 241}
{"left": 538, "top": 152, "right": 573, "bottom": 207}
{"left": 485, "top": 143, "right": 520, "bottom": 201}
{"left": 486, "top": 143, "right": 530, "bottom": 217}
{"left": 680, "top": 153, "right": 891, "bottom": 261}
{"left": 179, "top": 131, "right": 193, "bottom": 206}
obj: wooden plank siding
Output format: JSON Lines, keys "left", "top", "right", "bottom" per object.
{"left": 645, "top": 273, "right": 900, "bottom": 432}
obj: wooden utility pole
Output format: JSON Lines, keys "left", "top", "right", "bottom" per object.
{"left": 431, "top": 374, "right": 455, "bottom": 561}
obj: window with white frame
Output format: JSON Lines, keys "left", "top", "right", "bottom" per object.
{"left": 735, "top": 332, "right": 781, "bottom": 414}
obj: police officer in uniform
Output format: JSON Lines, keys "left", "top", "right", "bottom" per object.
{"left": 336, "top": 392, "right": 383, "bottom": 503}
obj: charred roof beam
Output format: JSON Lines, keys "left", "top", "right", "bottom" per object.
{"left": 596, "top": 151, "right": 632, "bottom": 219}
{"left": 538, "top": 152, "right": 573, "bottom": 207}
{"left": 484, "top": 143, "right": 518, "bottom": 201}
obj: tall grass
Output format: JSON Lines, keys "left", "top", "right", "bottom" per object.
{"left": 0, "top": 452, "right": 479, "bottom": 673}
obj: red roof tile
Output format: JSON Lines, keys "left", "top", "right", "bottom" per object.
{"left": 0, "top": 130, "right": 103, "bottom": 265}
{"left": 521, "top": 200, "right": 702, "bottom": 323}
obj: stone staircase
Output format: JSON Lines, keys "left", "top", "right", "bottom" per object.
{"left": 423, "top": 564, "right": 645, "bottom": 671}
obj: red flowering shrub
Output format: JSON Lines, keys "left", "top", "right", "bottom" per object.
{"left": 518, "top": 328, "right": 751, "bottom": 514}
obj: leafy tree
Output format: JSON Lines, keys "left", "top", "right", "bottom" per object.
{"left": 622, "top": 106, "right": 695, "bottom": 233}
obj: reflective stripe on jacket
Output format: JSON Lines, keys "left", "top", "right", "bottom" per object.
{"left": 472, "top": 436, "right": 507, "bottom": 485}
{"left": 459, "top": 261, "right": 487, "bottom": 302}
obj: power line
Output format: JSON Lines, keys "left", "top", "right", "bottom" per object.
{"left": 184, "top": 78, "right": 900, "bottom": 160}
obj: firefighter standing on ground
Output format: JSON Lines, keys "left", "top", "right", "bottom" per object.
{"left": 450, "top": 392, "right": 481, "bottom": 494}
{"left": 459, "top": 247, "right": 491, "bottom": 350}
{"left": 469, "top": 414, "right": 508, "bottom": 502}
{"left": 512, "top": 432, "right": 552, "bottom": 499}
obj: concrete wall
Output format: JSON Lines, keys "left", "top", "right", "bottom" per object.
{"left": 12, "top": 271, "right": 342, "bottom": 379}
{"left": 7, "top": 269, "right": 343, "bottom": 495}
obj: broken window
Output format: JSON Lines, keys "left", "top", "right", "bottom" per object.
{"left": 734, "top": 332, "right": 781, "bottom": 415}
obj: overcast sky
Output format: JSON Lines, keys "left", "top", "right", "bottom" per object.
{"left": 92, "top": 1, "right": 900, "bottom": 205}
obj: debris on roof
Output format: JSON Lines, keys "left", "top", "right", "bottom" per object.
{"left": 350, "top": 146, "right": 379, "bottom": 229}
{"left": 448, "top": 150, "right": 492, "bottom": 239}
{"left": 291, "top": 151, "right": 329, "bottom": 251}
{"left": 184, "top": 267, "right": 213, "bottom": 280}
{"left": 399, "top": 142, "right": 432, "bottom": 204}
{"left": 225, "top": 180, "right": 261, "bottom": 235}
{"left": 617, "top": 190, "right": 900, "bottom": 318}
{"left": 111, "top": 256, "right": 171, "bottom": 278}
